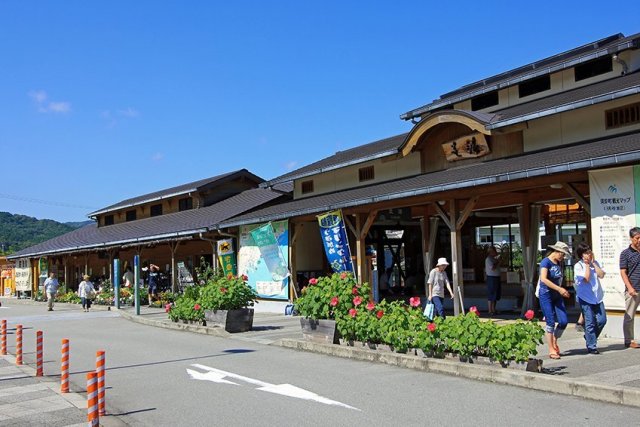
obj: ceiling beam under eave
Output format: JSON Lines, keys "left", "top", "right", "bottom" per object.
{"left": 561, "top": 182, "right": 591, "bottom": 216}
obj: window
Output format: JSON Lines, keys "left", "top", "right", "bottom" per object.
{"left": 518, "top": 75, "right": 551, "bottom": 98}
{"left": 358, "top": 165, "right": 375, "bottom": 182}
{"left": 178, "top": 197, "right": 193, "bottom": 211}
{"left": 103, "top": 215, "right": 114, "bottom": 226}
{"left": 574, "top": 56, "right": 612, "bottom": 82}
{"left": 150, "top": 204, "right": 163, "bottom": 217}
{"left": 125, "top": 210, "right": 137, "bottom": 221}
{"left": 301, "top": 180, "right": 314, "bottom": 194}
{"left": 606, "top": 102, "right": 640, "bottom": 129}
{"left": 471, "top": 91, "right": 499, "bottom": 111}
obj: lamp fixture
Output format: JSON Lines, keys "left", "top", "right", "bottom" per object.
{"left": 549, "top": 184, "right": 563, "bottom": 189}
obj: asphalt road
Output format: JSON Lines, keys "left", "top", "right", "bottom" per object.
{"left": 3, "top": 301, "right": 640, "bottom": 426}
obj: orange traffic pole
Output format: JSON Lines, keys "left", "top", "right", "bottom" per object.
{"left": 1, "top": 320, "right": 6, "bottom": 355}
{"left": 87, "top": 371, "right": 99, "bottom": 426}
{"left": 61, "top": 339, "right": 69, "bottom": 393}
{"left": 15, "top": 324, "right": 22, "bottom": 365}
{"left": 36, "top": 331, "right": 43, "bottom": 376}
{"left": 96, "top": 350, "right": 106, "bottom": 416}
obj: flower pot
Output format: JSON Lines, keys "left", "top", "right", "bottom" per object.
{"left": 204, "top": 308, "right": 254, "bottom": 333}
{"left": 300, "top": 318, "right": 339, "bottom": 344}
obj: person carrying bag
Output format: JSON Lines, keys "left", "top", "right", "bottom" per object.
{"left": 77, "top": 275, "right": 96, "bottom": 312}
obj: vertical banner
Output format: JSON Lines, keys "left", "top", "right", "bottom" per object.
{"left": 589, "top": 166, "right": 638, "bottom": 310}
{"left": 38, "top": 257, "right": 48, "bottom": 293}
{"left": 217, "top": 239, "right": 237, "bottom": 276}
{"left": 317, "top": 210, "right": 354, "bottom": 273}
{"left": 15, "top": 258, "right": 31, "bottom": 292}
{"left": 239, "top": 221, "right": 289, "bottom": 300}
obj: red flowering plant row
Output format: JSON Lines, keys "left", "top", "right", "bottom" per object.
{"left": 295, "top": 272, "right": 544, "bottom": 362}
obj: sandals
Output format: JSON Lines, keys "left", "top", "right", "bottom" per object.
{"left": 549, "top": 352, "right": 561, "bottom": 359}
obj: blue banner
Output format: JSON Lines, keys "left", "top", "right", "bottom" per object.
{"left": 317, "top": 210, "right": 354, "bottom": 273}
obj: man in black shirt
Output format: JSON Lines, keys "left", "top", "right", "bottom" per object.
{"left": 620, "top": 227, "right": 640, "bottom": 348}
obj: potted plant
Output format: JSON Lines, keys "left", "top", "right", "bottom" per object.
{"left": 295, "top": 272, "right": 369, "bottom": 344}
{"left": 199, "top": 273, "right": 258, "bottom": 332}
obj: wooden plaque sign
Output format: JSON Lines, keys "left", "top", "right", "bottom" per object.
{"left": 442, "top": 133, "right": 490, "bottom": 162}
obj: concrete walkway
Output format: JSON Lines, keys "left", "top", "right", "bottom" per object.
{"left": 4, "top": 297, "right": 640, "bottom": 413}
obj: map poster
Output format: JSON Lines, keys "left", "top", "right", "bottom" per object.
{"left": 589, "top": 166, "right": 639, "bottom": 310}
{"left": 239, "top": 220, "right": 289, "bottom": 300}
{"left": 217, "top": 239, "right": 237, "bottom": 276}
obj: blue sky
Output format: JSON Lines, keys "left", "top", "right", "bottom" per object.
{"left": 0, "top": 1, "right": 637, "bottom": 222}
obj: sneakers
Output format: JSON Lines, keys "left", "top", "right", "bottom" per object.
{"left": 575, "top": 323, "right": 585, "bottom": 332}
{"left": 588, "top": 349, "right": 600, "bottom": 355}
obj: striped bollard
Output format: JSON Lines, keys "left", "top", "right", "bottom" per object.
{"left": 61, "top": 339, "right": 69, "bottom": 393}
{"left": 36, "top": 331, "right": 43, "bottom": 376}
{"left": 1, "top": 320, "right": 6, "bottom": 355}
{"left": 96, "top": 350, "right": 106, "bottom": 415}
{"left": 15, "top": 324, "right": 23, "bottom": 365}
{"left": 87, "top": 371, "right": 99, "bottom": 426}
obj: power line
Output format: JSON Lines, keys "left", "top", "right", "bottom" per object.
{"left": 0, "top": 193, "right": 98, "bottom": 210}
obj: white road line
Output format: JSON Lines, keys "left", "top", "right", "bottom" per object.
{"left": 189, "top": 364, "right": 360, "bottom": 411}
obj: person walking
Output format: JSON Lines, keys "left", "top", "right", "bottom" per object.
{"left": 43, "top": 272, "right": 59, "bottom": 311}
{"left": 574, "top": 242, "right": 606, "bottom": 354}
{"left": 123, "top": 266, "right": 134, "bottom": 288}
{"left": 148, "top": 264, "right": 160, "bottom": 306}
{"left": 77, "top": 275, "right": 95, "bottom": 312}
{"left": 537, "top": 241, "right": 571, "bottom": 359}
{"left": 427, "top": 258, "right": 454, "bottom": 319}
{"left": 620, "top": 226, "right": 640, "bottom": 348}
{"left": 485, "top": 246, "right": 501, "bottom": 316}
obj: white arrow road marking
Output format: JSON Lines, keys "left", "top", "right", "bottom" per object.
{"left": 189, "top": 363, "right": 360, "bottom": 411}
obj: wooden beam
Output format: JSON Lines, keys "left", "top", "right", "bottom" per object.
{"left": 562, "top": 182, "right": 591, "bottom": 216}
{"left": 456, "top": 196, "right": 479, "bottom": 231}
{"left": 359, "top": 210, "right": 378, "bottom": 240}
{"left": 433, "top": 202, "right": 453, "bottom": 231}
{"left": 343, "top": 215, "right": 357, "bottom": 239}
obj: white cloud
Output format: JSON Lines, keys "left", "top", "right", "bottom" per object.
{"left": 28, "top": 90, "right": 71, "bottom": 114}
{"left": 151, "top": 152, "right": 164, "bottom": 161}
{"left": 285, "top": 161, "right": 298, "bottom": 171}
{"left": 117, "top": 107, "right": 139, "bottom": 118}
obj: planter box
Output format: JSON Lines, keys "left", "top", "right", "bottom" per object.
{"left": 300, "top": 318, "right": 339, "bottom": 344}
{"left": 204, "top": 308, "right": 254, "bottom": 333}
{"left": 436, "top": 352, "right": 542, "bottom": 372}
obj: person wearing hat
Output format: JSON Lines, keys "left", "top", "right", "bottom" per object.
{"left": 77, "top": 274, "right": 96, "bottom": 312}
{"left": 538, "top": 241, "right": 571, "bottom": 359}
{"left": 427, "top": 258, "right": 454, "bottom": 319}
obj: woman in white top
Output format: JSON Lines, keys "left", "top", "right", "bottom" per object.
{"left": 77, "top": 275, "right": 96, "bottom": 312}
{"left": 573, "top": 242, "right": 606, "bottom": 354}
{"left": 427, "top": 258, "right": 454, "bottom": 318}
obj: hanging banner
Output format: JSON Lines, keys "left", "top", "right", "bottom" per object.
{"left": 239, "top": 220, "right": 289, "bottom": 300}
{"left": 217, "top": 239, "right": 237, "bottom": 276}
{"left": 589, "top": 166, "right": 639, "bottom": 310}
{"left": 317, "top": 209, "right": 354, "bottom": 273}
{"left": 15, "top": 258, "right": 31, "bottom": 292}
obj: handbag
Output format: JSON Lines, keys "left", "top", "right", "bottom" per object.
{"left": 423, "top": 302, "right": 435, "bottom": 320}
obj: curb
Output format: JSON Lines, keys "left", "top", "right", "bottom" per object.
{"left": 117, "top": 309, "right": 230, "bottom": 338}
{"left": 277, "top": 338, "right": 640, "bottom": 408}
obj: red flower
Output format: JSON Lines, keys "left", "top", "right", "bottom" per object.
{"left": 165, "top": 303, "right": 172, "bottom": 313}
{"left": 194, "top": 304, "right": 201, "bottom": 311}
{"left": 353, "top": 296, "right": 363, "bottom": 306}
{"left": 309, "top": 278, "right": 318, "bottom": 285}
{"left": 220, "top": 287, "right": 227, "bottom": 294}
{"left": 241, "top": 274, "right": 248, "bottom": 281}
{"left": 349, "top": 308, "right": 357, "bottom": 318}
{"left": 469, "top": 306, "right": 479, "bottom": 316}
{"left": 340, "top": 272, "right": 348, "bottom": 280}
{"left": 376, "top": 310, "right": 384, "bottom": 319}
{"left": 330, "top": 296, "right": 339, "bottom": 307}
{"left": 409, "top": 297, "right": 421, "bottom": 307}
{"left": 227, "top": 273, "right": 234, "bottom": 279}
{"left": 352, "top": 287, "right": 359, "bottom": 295}
{"left": 427, "top": 323, "right": 437, "bottom": 332}
{"left": 525, "top": 309, "right": 535, "bottom": 320}
{"left": 366, "top": 301, "right": 375, "bottom": 311}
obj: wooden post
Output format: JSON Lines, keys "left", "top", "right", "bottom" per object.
{"left": 168, "top": 241, "right": 179, "bottom": 293}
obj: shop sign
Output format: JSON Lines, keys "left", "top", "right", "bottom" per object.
{"left": 217, "top": 239, "right": 237, "bottom": 276}
{"left": 442, "top": 133, "right": 490, "bottom": 162}
{"left": 15, "top": 258, "right": 31, "bottom": 292}
{"left": 317, "top": 210, "right": 354, "bottom": 274}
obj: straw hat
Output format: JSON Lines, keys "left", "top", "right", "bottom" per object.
{"left": 83, "top": 274, "right": 90, "bottom": 280}
{"left": 436, "top": 257, "right": 450, "bottom": 267}
{"left": 548, "top": 241, "right": 571, "bottom": 256}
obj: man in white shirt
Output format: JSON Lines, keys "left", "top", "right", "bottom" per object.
{"left": 43, "top": 272, "right": 59, "bottom": 311}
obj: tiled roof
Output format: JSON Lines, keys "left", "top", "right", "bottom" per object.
{"left": 220, "top": 131, "right": 640, "bottom": 227}
{"left": 488, "top": 71, "right": 640, "bottom": 128}
{"left": 89, "top": 169, "right": 264, "bottom": 216}
{"left": 401, "top": 32, "right": 640, "bottom": 120}
{"left": 262, "top": 133, "right": 408, "bottom": 186}
{"left": 9, "top": 187, "right": 286, "bottom": 258}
